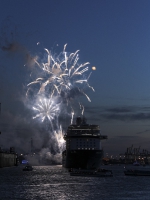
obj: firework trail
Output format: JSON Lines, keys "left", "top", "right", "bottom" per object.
{"left": 54, "top": 126, "right": 65, "bottom": 152}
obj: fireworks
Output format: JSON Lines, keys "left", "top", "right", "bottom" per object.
{"left": 27, "top": 44, "right": 94, "bottom": 153}
{"left": 92, "top": 66, "right": 96, "bottom": 70}
{"left": 54, "top": 126, "right": 65, "bottom": 152}
{"left": 32, "top": 97, "right": 59, "bottom": 122}
{"left": 27, "top": 44, "right": 94, "bottom": 104}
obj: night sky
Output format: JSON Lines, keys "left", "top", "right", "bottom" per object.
{"left": 0, "top": 0, "right": 150, "bottom": 156}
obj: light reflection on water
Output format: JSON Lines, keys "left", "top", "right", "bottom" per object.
{"left": 0, "top": 165, "right": 150, "bottom": 200}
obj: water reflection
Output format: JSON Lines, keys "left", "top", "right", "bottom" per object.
{"left": 0, "top": 165, "right": 150, "bottom": 199}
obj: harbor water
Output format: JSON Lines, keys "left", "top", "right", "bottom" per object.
{"left": 0, "top": 165, "right": 150, "bottom": 200}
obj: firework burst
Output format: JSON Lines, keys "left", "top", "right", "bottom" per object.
{"left": 27, "top": 44, "right": 94, "bottom": 105}
{"left": 32, "top": 97, "right": 60, "bottom": 122}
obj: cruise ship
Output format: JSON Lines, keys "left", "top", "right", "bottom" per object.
{"left": 62, "top": 117, "right": 108, "bottom": 169}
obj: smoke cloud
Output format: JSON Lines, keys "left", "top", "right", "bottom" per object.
{"left": 0, "top": 18, "right": 65, "bottom": 165}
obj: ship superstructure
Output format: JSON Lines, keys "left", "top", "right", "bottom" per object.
{"left": 62, "top": 117, "right": 107, "bottom": 169}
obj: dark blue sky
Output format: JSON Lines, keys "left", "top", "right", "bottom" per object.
{"left": 0, "top": 0, "right": 150, "bottom": 155}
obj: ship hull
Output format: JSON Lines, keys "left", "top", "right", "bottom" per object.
{"left": 62, "top": 150, "right": 104, "bottom": 169}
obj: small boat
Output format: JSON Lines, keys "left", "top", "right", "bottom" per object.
{"left": 69, "top": 168, "right": 113, "bottom": 177}
{"left": 133, "top": 160, "right": 140, "bottom": 166}
{"left": 124, "top": 166, "right": 150, "bottom": 176}
{"left": 23, "top": 164, "right": 33, "bottom": 171}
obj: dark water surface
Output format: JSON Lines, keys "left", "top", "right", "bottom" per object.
{"left": 0, "top": 165, "right": 150, "bottom": 200}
